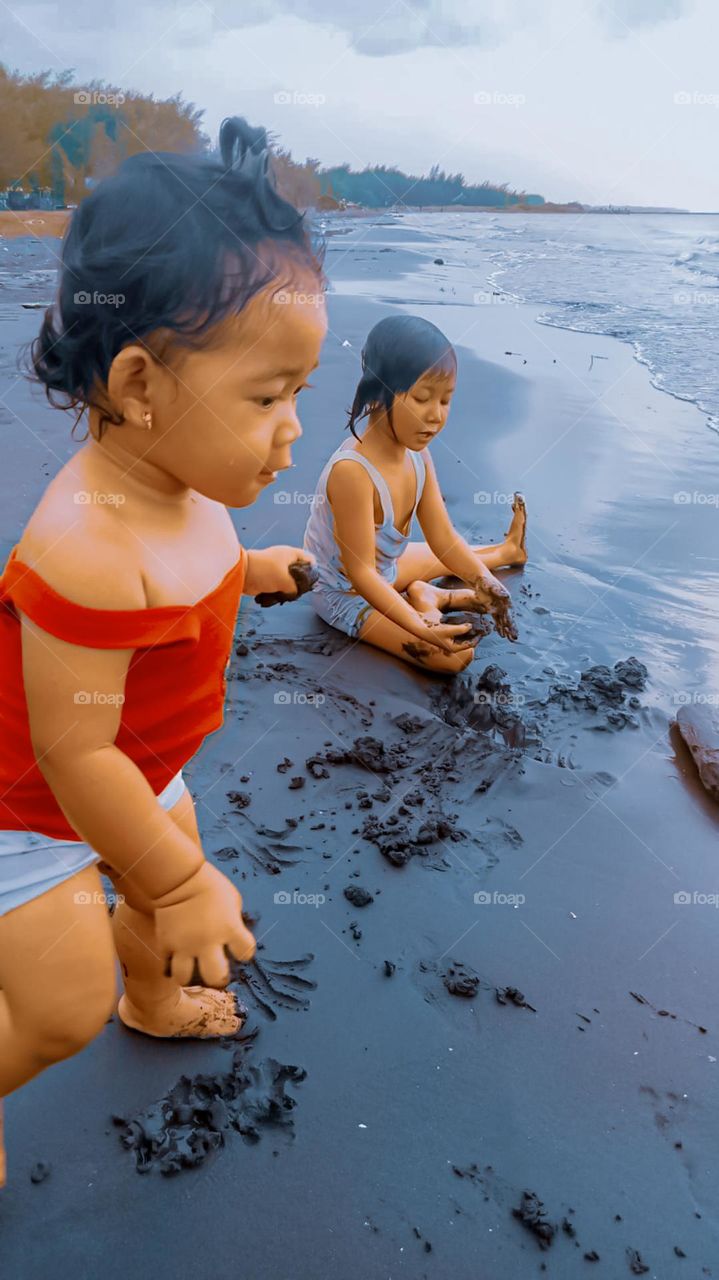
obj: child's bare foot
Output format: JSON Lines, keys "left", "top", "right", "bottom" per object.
{"left": 117, "top": 987, "right": 246, "bottom": 1039}
{"left": 503, "top": 492, "right": 528, "bottom": 566}
{"left": 406, "top": 579, "right": 485, "bottom": 623}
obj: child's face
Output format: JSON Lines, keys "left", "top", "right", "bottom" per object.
{"left": 165, "top": 280, "right": 327, "bottom": 506}
{"left": 106, "top": 271, "right": 327, "bottom": 508}
{"left": 388, "top": 367, "right": 456, "bottom": 451}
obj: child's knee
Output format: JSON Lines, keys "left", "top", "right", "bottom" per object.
{"left": 427, "top": 646, "right": 475, "bottom": 675}
{"left": 17, "top": 965, "right": 116, "bottom": 1066}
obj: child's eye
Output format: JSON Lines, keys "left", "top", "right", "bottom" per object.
{"left": 259, "top": 397, "right": 275, "bottom": 408}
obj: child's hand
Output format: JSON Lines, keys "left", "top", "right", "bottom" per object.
{"left": 246, "top": 547, "right": 319, "bottom": 606}
{"left": 152, "top": 861, "right": 256, "bottom": 988}
{"left": 419, "top": 619, "right": 477, "bottom": 654}
{"left": 470, "top": 572, "right": 518, "bottom": 642}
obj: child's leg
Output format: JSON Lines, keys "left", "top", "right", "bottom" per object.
{"left": 107, "top": 787, "right": 245, "bottom": 1038}
{"left": 0, "top": 864, "right": 117, "bottom": 1185}
{"left": 394, "top": 492, "right": 528, "bottom": 592}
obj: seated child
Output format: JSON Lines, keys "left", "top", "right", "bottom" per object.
{"left": 0, "top": 116, "right": 327, "bottom": 1185}
{"left": 303, "top": 314, "right": 527, "bottom": 674}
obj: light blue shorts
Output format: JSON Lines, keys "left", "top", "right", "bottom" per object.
{"left": 0, "top": 770, "right": 187, "bottom": 919}
{"left": 310, "top": 583, "right": 375, "bottom": 640}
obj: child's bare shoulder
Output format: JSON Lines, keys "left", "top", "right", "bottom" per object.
{"left": 16, "top": 475, "right": 146, "bottom": 611}
{"left": 326, "top": 455, "right": 375, "bottom": 501}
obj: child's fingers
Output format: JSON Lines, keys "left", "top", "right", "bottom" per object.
{"left": 227, "top": 925, "right": 256, "bottom": 965}
{"left": 196, "top": 945, "right": 230, "bottom": 989}
{"left": 169, "top": 950, "right": 196, "bottom": 987}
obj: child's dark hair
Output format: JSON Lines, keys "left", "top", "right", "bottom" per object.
{"left": 347, "top": 314, "right": 456, "bottom": 439}
{"left": 24, "top": 117, "right": 326, "bottom": 439}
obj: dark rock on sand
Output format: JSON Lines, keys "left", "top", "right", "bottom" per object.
{"left": 343, "top": 885, "right": 374, "bottom": 907}
{"left": 676, "top": 702, "right": 719, "bottom": 802}
{"left": 29, "top": 1161, "right": 51, "bottom": 1184}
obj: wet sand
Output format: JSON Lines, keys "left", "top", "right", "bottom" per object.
{"left": 1, "top": 218, "right": 719, "bottom": 1278}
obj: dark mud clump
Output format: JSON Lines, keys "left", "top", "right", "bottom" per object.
{"left": 29, "top": 1161, "right": 51, "bottom": 1184}
{"left": 227, "top": 790, "right": 251, "bottom": 810}
{"left": 319, "top": 735, "right": 406, "bottom": 774}
{"left": 255, "top": 559, "right": 319, "bottom": 607}
{"left": 435, "top": 665, "right": 529, "bottom": 748}
{"left": 626, "top": 1247, "right": 650, "bottom": 1274}
{"left": 496, "top": 986, "right": 537, "bottom": 1012}
{"left": 443, "top": 611, "right": 493, "bottom": 644}
{"left": 113, "top": 1048, "right": 306, "bottom": 1175}
{"left": 512, "top": 1190, "right": 557, "bottom": 1250}
{"left": 361, "top": 810, "right": 463, "bottom": 867}
{"left": 443, "top": 961, "right": 480, "bottom": 998}
{"left": 344, "top": 885, "right": 374, "bottom": 907}
{"left": 546, "top": 658, "right": 648, "bottom": 729}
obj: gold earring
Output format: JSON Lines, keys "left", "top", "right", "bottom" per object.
{"left": 142, "top": 411, "right": 153, "bottom": 430}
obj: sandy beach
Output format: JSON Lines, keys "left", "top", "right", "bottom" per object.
{"left": 1, "top": 215, "right": 719, "bottom": 1278}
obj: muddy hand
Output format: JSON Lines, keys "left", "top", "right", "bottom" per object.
{"left": 471, "top": 575, "right": 518, "bottom": 642}
{"left": 255, "top": 557, "right": 319, "bottom": 608}
{"left": 423, "top": 619, "right": 477, "bottom": 653}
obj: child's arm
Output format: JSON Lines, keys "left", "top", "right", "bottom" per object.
{"left": 416, "top": 451, "right": 510, "bottom": 593}
{"left": 20, "top": 609, "right": 255, "bottom": 985}
{"left": 327, "top": 461, "right": 472, "bottom": 653}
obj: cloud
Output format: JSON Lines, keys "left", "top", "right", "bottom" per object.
{"left": 594, "top": 0, "right": 692, "bottom": 36}
{"left": 4, "top": 0, "right": 530, "bottom": 56}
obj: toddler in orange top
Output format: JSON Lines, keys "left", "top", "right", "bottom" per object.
{"left": 0, "top": 115, "right": 328, "bottom": 1185}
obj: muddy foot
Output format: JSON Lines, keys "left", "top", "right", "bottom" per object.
{"left": 118, "top": 987, "right": 247, "bottom": 1039}
{"left": 503, "top": 492, "right": 528, "bottom": 566}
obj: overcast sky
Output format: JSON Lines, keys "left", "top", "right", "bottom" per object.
{"left": 3, "top": 0, "right": 717, "bottom": 209}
